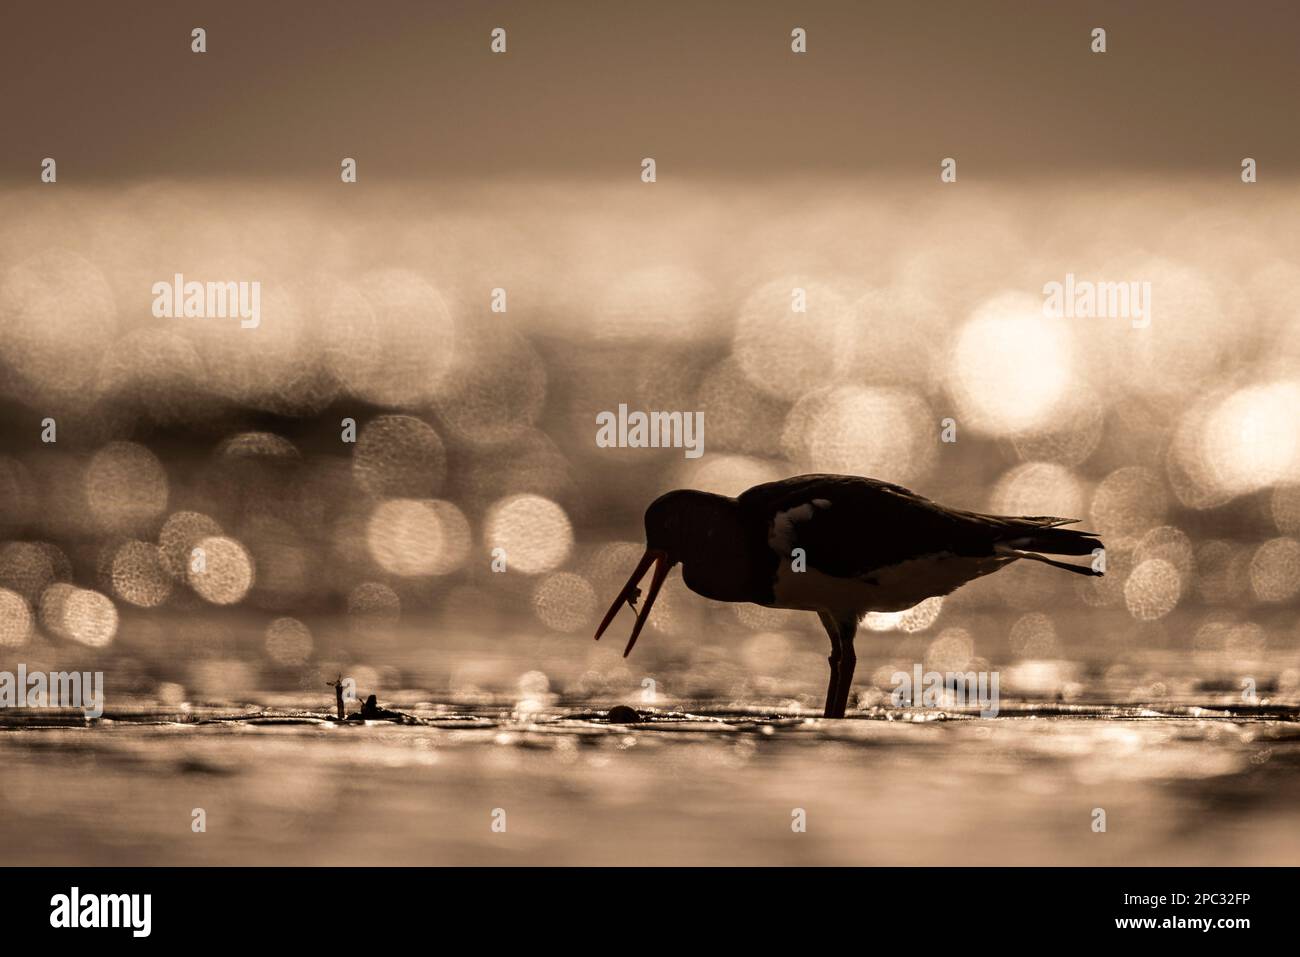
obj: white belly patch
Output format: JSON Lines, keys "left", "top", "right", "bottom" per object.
{"left": 769, "top": 498, "right": 832, "bottom": 554}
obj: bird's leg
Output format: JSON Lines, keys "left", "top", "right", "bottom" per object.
{"left": 818, "top": 612, "right": 843, "bottom": 719}
{"left": 831, "top": 616, "right": 858, "bottom": 718}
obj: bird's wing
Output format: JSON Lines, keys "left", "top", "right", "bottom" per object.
{"left": 738, "top": 474, "right": 1007, "bottom": 580}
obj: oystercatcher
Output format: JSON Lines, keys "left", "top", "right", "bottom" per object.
{"left": 595, "top": 474, "right": 1103, "bottom": 718}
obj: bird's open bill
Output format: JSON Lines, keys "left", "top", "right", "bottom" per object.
{"left": 594, "top": 547, "right": 670, "bottom": 657}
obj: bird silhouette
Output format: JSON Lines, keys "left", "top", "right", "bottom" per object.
{"left": 595, "top": 473, "right": 1103, "bottom": 718}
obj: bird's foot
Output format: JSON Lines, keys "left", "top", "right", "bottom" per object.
{"left": 625, "top": 586, "right": 642, "bottom": 609}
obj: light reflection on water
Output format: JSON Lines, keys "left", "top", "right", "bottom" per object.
{"left": 1, "top": 701, "right": 1297, "bottom": 865}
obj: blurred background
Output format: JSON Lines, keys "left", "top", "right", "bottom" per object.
{"left": 2, "top": 0, "right": 1299, "bottom": 868}
{"left": 1, "top": 178, "right": 1298, "bottom": 712}
{"left": 2, "top": 0, "right": 1300, "bottom": 712}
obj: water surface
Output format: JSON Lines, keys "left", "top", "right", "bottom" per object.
{"left": 3, "top": 700, "right": 1297, "bottom": 866}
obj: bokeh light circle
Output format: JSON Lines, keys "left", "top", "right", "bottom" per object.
{"left": 431, "top": 329, "right": 548, "bottom": 446}
{"left": 158, "top": 511, "right": 224, "bottom": 579}
{"left": 1201, "top": 381, "right": 1300, "bottom": 497}
{"left": 0, "top": 588, "right": 32, "bottom": 647}
{"left": 322, "top": 271, "right": 456, "bottom": 406}
{"left": 347, "top": 582, "right": 401, "bottom": 637}
{"left": 188, "top": 536, "right": 255, "bottom": 605}
{"left": 0, "top": 541, "right": 58, "bottom": 604}
{"left": 1273, "top": 485, "right": 1300, "bottom": 535}
{"left": 783, "top": 386, "right": 935, "bottom": 485}
{"left": 991, "top": 462, "right": 1086, "bottom": 520}
{"left": 1249, "top": 537, "right": 1300, "bottom": 602}
{"left": 1009, "top": 612, "right": 1058, "bottom": 657}
{"left": 110, "top": 540, "right": 173, "bottom": 608}
{"left": 925, "top": 627, "right": 975, "bottom": 672}
{"left": 1089, "top": 466, "right": 1167, "bottom": 547}
{"left": 265, "top": 617, "right": 313, "bottom": 665}
{"left": 353, "top": 415, "right": 446, "bottom": 498}
{"left": 1124, "top": 559, "right": 1181, "bottom": 621}
{"left": 84, "top": 442, "right": 169, "bottom": 534}
{"left": 532, "top": 572, "right": 598, "bottom": 632}
{"left": 367, "top": 498, "right": 471, "bottom": 577}
{"left": 1133, "top": 526, "right": 1196, "bottom": 597}
{"left": 0, "top": 250, "right": 117, "bottom": 406}
{"left": 60, "top": 588, "right": 119, "bottom": 647}
{"left": 484, "top": 495, "right": 574, "bottom": 575}
{"left": 733, "top": 278, "right": 858, "bottom": 401}
{"left": 949, "top": 292, "right": 1076, "bottom": 437}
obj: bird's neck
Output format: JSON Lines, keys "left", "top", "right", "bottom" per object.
{"left": 677, "top": 503, "right": 767, "bottom": 603}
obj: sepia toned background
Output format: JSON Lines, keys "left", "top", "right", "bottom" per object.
{"left": 1, "top": 1, "right": 1298, "bottom": 866}
{"left": 4, "top": 0, "right": 1300, "bottom": 180}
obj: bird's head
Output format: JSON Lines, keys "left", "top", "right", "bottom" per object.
{"left": 594, "top": 489, "right": 727, "bottom": 658}
{"left": 643, "top": 488, "right": 702, "bottom": 557}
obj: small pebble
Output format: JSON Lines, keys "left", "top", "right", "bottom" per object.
{"left": 607, "top": 705, "right": 640, "bottom": 724}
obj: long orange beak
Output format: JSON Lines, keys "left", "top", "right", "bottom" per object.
{"left": 594, "top": 548, "right": 671, "bottom": 657}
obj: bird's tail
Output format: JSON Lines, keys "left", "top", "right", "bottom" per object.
{"left": 990, "top": 517, "right": 1104, "bottom": 576}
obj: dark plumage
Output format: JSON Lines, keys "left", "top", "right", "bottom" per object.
{"left": 596, "top": 473, "right": 1103, "bottom": 718}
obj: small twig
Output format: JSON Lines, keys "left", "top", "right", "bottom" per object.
{"left": 325, "top": 675, "right": 345, "bottom": 721}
